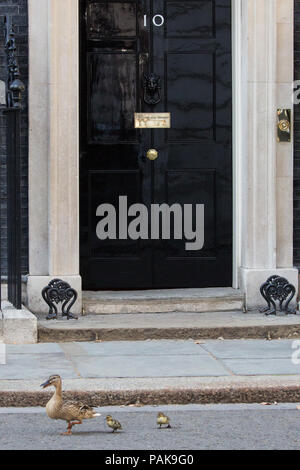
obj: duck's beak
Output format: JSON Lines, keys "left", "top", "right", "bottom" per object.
{"left": 40, "top": 380, "right": 51, "bottom": 389}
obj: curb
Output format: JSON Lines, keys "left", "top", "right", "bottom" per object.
{"left": 2, "top": 386, "right": 300, "bottom": 407}
{"left": 38, "top": 324, "right": 300, "bottom": 342}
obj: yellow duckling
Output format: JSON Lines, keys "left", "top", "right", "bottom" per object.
{"left": 106, "top": 415, "right": 122, "bottom": 433}
{"left": 41, "top": 375, "right": 101, "bottom": 435}
{"left": 157, "top": 412, "right": 171, "bottom": 429}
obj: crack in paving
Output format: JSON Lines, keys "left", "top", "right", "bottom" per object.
{"left": 58, "top": 343, "right": 86, "bottom": 378}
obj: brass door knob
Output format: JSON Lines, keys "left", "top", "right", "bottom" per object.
{"left": 147, "top": 149, "right": 158, "bottom": 161}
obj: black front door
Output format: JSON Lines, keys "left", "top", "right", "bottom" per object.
{"left": 80, "top": 0, "right": 232, "bottom": 290}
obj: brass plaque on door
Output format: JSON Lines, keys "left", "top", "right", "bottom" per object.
{"left": 134, "top": 113, "right": 171, "bottom": 129}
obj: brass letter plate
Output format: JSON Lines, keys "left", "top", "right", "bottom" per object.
{"left": 134, "top": 113, "right": 171, "bottom": 129}
{"left": 277, "top": 109, "right": 291, "bottom": 142}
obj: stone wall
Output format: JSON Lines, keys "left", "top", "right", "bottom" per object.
{"left": 0, "top": 0, "right": 28, "bottom": 275}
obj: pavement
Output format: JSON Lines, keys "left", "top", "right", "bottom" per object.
{"left": 1, "top": 403, "right": 300, "bottom": 450}
{"left": 2, "top": 338, "right": 300, "bottom": 406}
{"left": 37, "top": 310, "right": 300, "bottom": 342}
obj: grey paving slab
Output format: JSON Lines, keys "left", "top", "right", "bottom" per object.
{"left": 202, "top": 339, "right": 296, "bottom": 359}
{"left": 2, "top": 340, "right": 300, "bottom": 382}
{"left": 6, "top": 344, "right": 63, "bottom": 355}
{"left": 78, "top": 340, "right": 211, "bottom": 357}
{"left": 222, "top": 358, "right": 300, "bottom": 376}
{"left": 0, "top": 353, "right": 77, "bottom": 380}
{"left": 72, "top": 354, "right": 230, "bottom": 378}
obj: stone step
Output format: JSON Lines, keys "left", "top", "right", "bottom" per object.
{"left": 37, "top": 310, "right": 300, "bottom": 343}
{"left": 83, "top": 288, "right": 244, "bottom": 315}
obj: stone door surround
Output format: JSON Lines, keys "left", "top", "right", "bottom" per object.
{"left": 26, "top": 0, "right": 297, "bottom": 313}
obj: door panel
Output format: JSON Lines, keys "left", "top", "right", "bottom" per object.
{"left": 152, "top": 0, "right": 232, "bottom": 287}
{"left": 87, "top": 2, "right": 137, "bottom": 38}
{"left": 80, "top": 0, "right": 152, "bottom": 289}
{"left": 165, "top": 1, "right": 214, "bottom": 38}
{"left": 80, "top": 0, "right": 232, "bottom": 290}
{"left": 88, "top": 52, "right": 138, "bottom": 142}
{"left": 166, "top": 52, "right": 215, "bottom": 141}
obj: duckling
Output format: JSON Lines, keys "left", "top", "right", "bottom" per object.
{"left": 157, "top": 412, "right": 171, "bottom": 429}
{"left": 41, "top": 375, "right": 101, "bottom": 435}
{"left": 106, "top": 415, "right": 122, "bottom": 433}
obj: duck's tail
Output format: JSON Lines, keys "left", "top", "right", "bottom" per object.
{"left": 93, "top": 413, "right": 101, "bottom": 417}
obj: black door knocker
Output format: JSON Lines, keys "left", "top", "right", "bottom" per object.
{"left": 143, "top": 73, "right": 161, "bottom": 105}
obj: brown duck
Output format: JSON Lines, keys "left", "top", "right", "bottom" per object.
{"left": 41, "top": 375, "right": 101, "bottom": 435}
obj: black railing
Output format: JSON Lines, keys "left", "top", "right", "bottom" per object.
{"left": 0, "top": 16, "right": 25, "bottom": 310}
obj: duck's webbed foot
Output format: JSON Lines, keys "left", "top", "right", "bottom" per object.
{"left": 61, "top": 422, "right": 73, "bottom": 436}
{"left": 61, "top": 421, "right": 81, "bottom": 436}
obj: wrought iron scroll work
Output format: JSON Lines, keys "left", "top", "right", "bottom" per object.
{"left": 2, "top": 16, "right": 25, "bottom": 310}
{"left": 42, "top": 279, "right": 78, "bottom": 320}
{"left": 4, "top": 16, "right": 25, "bottom": 109}
{"left": 260, "top": 276, "right": 297, "bottom": 316}
{"left": 143, "top": 73, "right": 161, "bottom": 105}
